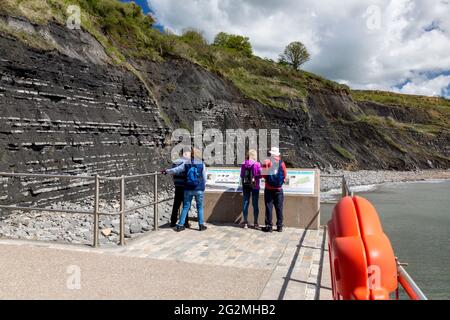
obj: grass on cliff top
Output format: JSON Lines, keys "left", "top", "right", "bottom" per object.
{"left": 352, "top": 90, "right": 450, "bottom": 112}
{"left": 356, "top": 115, "right": 449, "bottom": 138}
{"left": 352, "top": 90, "right": 450, "bottom": 128}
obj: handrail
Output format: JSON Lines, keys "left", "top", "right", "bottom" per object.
{"left": 397, "top": 263, "right": 428, "bottom": 300}
{"left": 0, "top": 171, "right": 171, "bottom": 247}
{"left": 320, "top": 174, "right": 353, "bottom": 200}
{"left": 124, "top": 172, "right": 159, "bottom": 179}
{"left": 341, "top": 176, "right": 353, "bottom": 198}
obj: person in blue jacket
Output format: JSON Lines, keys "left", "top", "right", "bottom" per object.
{"left": 163, "top": 148, "right": 207, "bottom": 232}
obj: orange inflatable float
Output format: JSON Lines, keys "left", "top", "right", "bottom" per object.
{"left": 327, "top": 196, "right": 398, "bottom": 300}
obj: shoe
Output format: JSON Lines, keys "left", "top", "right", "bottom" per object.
{"left": 277, "top": 226, "right": 283, "bottom": 232}
{"left": 254, "top": 224, "right": 259, "bottom": 229}
{"left": 199, "top": 224, "right": 207, "bottom": 231}
{"left": 175, "top": 225, "right": 185, "bottom": 232}
{"left": 184, "top": 223, "right": 191, "bottom": 228}
{"left": 262, "top": 226, "right": 273, "bottom": 233}
{"left": 170, "top": 222, "right": 176, "bottom": 228}
{"left": 243, "top": 222, "right": 248, "bottom": 229}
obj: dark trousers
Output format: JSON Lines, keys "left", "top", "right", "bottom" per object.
{"left": 171, "top": 186, "right": 189, "bottom": 226}
{"left": 264, "top": 189, "right": 284, "bottom": 228}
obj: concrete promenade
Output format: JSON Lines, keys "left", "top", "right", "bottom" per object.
{"left": 0, "top": 223, "right": 332, "bottom": 300}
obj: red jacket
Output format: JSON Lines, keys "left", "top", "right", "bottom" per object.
{"left": 262, "top": 156, "right": 287, "bottom": 190}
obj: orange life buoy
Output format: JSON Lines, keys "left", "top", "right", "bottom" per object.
{"left": 327, "top": 196, "right": 398, "bottom": 300}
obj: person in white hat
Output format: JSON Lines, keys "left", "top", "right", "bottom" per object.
{"left": 261, "top": 147, "right": 287, "bottom": 232}
{"left": 269, "top": 147, "right": 280, "bottom": 157}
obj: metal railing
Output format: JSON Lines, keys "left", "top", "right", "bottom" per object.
{"left": 321, "top": 174, "right": 353, "bottom": 203}
{"left": 322, "top": 174, "right": 427, "bottom": 300}
{"left": 0, "top": 171, "right": 172, "bottom": 247}
{"left": 1, "top": 171, "right": 430, "bottom": 299}
{"left": 397, "top": 261, "right": 428, "bottom": 300}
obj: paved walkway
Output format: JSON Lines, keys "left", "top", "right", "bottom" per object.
{"left": 0, "top": 223, "right": 332, "bottom": 300}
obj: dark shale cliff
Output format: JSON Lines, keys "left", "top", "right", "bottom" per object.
{"left": 0, "top": 15, "right": 449, "bottom": 205}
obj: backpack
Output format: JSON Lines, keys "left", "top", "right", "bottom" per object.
{"left": 266, "top": 159, "right": 285, "bottom": 188}
{"left": 242, "top": 163, "right": 255, "bottom": 190}
{"left": 185, "top": 163, "right": 203, "bottom": 187}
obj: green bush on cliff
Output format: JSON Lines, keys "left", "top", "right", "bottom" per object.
{"left": 76, "top": 0, "right": 163, "bottom": 60}
{"left": 180, "top": 29, "right": 208, "bottom": 46}
{"left": 213, "top": 32, "right": 253, "bottom": 57}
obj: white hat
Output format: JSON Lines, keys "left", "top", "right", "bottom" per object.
{"left": 269, "top": 147, "right": 280, "bottom": 156}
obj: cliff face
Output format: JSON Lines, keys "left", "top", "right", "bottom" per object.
{"left": 0, "top": 16, "right": 449, "bottom": 205}
{"left": 0, "top": 17, "right": 170, "bottom": 205}
{"left": 142, "top": 57, "right": 449, "bottom": 170}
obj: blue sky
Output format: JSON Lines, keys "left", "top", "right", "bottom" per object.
{"left": 123, "top": 0, "right": 450, "bottom": 98}
{"left": 120, "top": 0, "right": 164, "bottom": 31}
{"left": 121, "top": 0, "right": 151, "bottom": 13}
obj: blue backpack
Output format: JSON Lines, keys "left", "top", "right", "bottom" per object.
{"left": 266, "top": 159, "right": 285, "bottom": 188}
{"left": 185, "top": 163, "right": 203, "bottom": 187}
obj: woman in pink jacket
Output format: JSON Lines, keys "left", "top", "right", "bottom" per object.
{"left": 240, "top": 149, "right": 262, "bottom": 229}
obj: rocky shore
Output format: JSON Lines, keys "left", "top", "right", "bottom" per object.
{"left": 0, "top": 189, "right": 177, "bottom": 247}
{"left": 320, "top": 169, "right": 450, "bottom": 192}
{"left": 1, "top": 170, "right": 449, "bottom": 246}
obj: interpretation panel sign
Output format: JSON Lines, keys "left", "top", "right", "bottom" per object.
{"left": 205, "top": 167, "right": 316, "bottom": 195}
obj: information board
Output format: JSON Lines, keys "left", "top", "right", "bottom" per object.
{"left": 205, "top": 168, "right": 316, "bottom": 195}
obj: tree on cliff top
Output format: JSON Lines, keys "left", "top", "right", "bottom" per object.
{"left": 213, "top": 32, "right": 253, "bottom": 57}
{"left": 279, "top": 41, "right": 310, "bottom": 71}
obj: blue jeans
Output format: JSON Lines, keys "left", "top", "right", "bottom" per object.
{"left": 243, "top": 188, "right": 260, "bottom": 224}
{"left": 178, "top": 190, "right": 204, "bottom": 226}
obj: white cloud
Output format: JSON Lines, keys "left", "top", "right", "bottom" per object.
{"left": 149, "top": 0, "right": 450, "bottom": 97}
{"left": 394, "top": 74, "right": 450, "bottom": 96}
